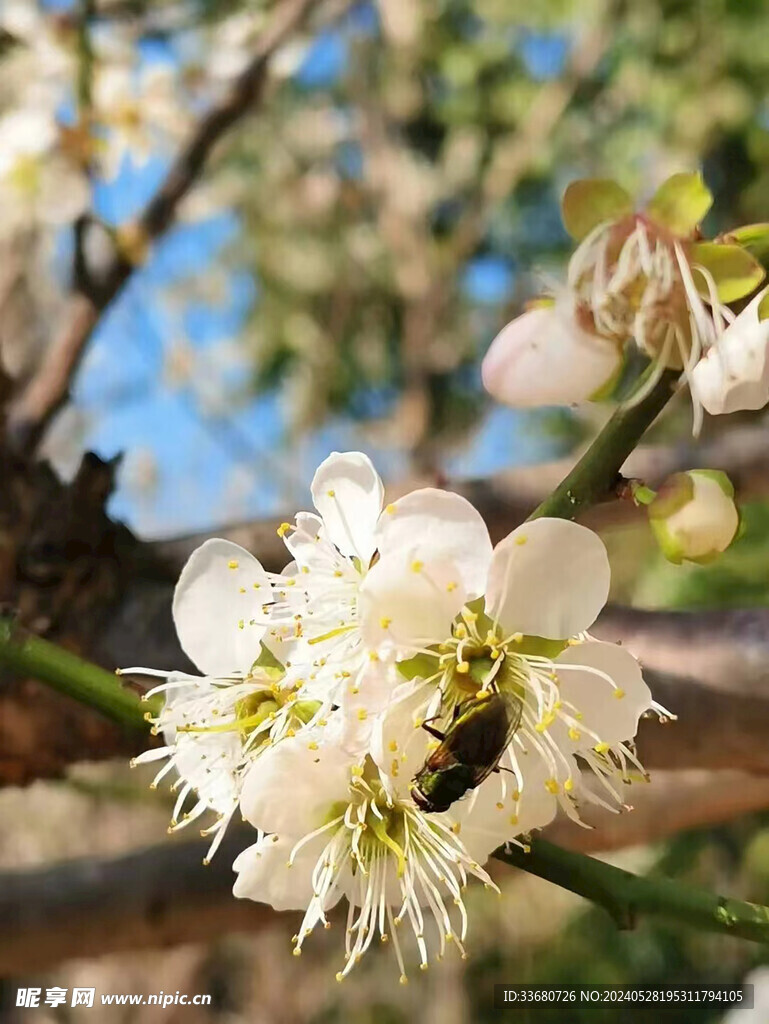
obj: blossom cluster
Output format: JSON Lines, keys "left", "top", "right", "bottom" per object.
{"left": 131, "top": 451, "right": 664, "bottom": 979}
{"left": 482, "top": 173, "right": 769, "bottom": 432}
{"left": 0, "top": 2, "right": 304, "bottom": 242}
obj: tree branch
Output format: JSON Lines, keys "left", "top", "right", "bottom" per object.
{"left": 0, "top": 828, "right": 288, "bottom": 976}
{"left": 530, "top": 372, "right": 680, "bottom": 520}
{"left": 6, "top": 0, "right": 325, "bottom": 455}
{"left": 0, "top": 616, "right": 156, "bottom": 730}
{"left": 495, "top": 839, "right": 769, "bottom": 941}
{"left": 546, "top": 770, "right": 769, "bottom": 853}
{"left": 144, "top": 418, "right": 769, "bottom": 574}
{"left": 4, "top": 769, "right": 769, "bottom": 973}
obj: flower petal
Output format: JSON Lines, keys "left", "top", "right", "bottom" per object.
{"left": 336, "top": 659, "right": 400, "bottom": 756}
{"left": 160, "top": 673, "right": 256, "bottom": 815}
{"left": 172, "top": 539, "right": 272, "bottom": 677}
{"left": 370, "top": 678, "right": 435, "bottom": 785}
{"left": 482, "top": 302, "right": 622, "bottom": 409}
{"left": 358, "top": 549, "right": 467, "bottom": 652}
{"left": 374, "top": 488, "right": 493, "bottom": 598}
{"left": 239, "top": 731, "right": 353, "bottom": 835}
{"left": 485, "top": 519, "right": 610, "bottom": 639}
{"left": 552, "top": 641, "right": 652, "bottom": 749}
{"left": 311, "top": 451, "right": 384, "bottom": 564}
{"left": 452, "top": 750, "right": 565, "bottom": 862}
{"left": 283, "top": 511, "right": 323, "bottom": 567}
{"left": 692, "top": 288, "right": 769, "bottom": 415}
{"left": 233, "top": 833, "right": 343, "bottom": 912}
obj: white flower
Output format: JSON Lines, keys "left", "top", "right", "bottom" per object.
{"left": 264, "top": 452, "right": 384, "bottom": 702}
{"left": 0, "top": 1, "right": 75, "bottom": 109}
{"left": 691, "top": 287, "right": 769, "bottom": 415}
{"left": 130, "top": 539, "right": 320, "bottom": 860}
{"left": 0, "top": 107, "right": 89, "bottom": 235}
{"left": 482, "top": 299, "right": 622, "bottom": 408}
{"left": 357, "top": 514, "right": 664, "bottom": 823}
{"left": 131, "top": 669, "right": 316, "bottom": 861}
{"left": 237, "top": 731, "right": 499, "bottom": 980}
{"left": 93, "top": 63, "right": 186, "bottom": 180}
{"left": 266, "top": 453, "right": 490, "bottom": 714}
{"left": 566, "top": 214, "right": 743, "bottom": 433}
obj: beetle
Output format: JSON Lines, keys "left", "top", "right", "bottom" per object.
{"left": 410, "top": 690, "right": 523, "bottom": 813}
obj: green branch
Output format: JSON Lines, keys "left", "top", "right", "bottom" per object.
{"left": 530, "top": 371, "right": 678, "bottom": 521}
{"left": 495, "top": 839, "right": 769, "bottom": 944}
{"left": 0, "top": 617, "right": 157, "bottom": 730}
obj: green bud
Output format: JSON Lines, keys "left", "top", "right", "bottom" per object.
{"left": 648, "top": 470, "right": 739, "bottom": 565}
{"left": 630, "top": 481, "right": 657, "bottom": 507}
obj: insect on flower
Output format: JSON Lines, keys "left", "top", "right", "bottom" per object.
{"left": 410, "top": 689, "right": 523, "bottom": 813}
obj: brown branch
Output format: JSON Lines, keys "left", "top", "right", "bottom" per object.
{"left": 4, "top": 769, "right": 768, "bottom": 974}
{"left": 633, "top": 667, "right": 769, "bottom": 774}
{"left": 6, "top": 0, "right": 325, "bottom": 456}
{"left": 0, "top": 828, "right": 291, "bottom": 976}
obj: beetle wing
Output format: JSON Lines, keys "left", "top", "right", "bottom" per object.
{"left": 442, "top": 691, "right": 522, "bottom": 785}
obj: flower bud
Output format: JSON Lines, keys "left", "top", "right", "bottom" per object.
{"left": 647, "top": 470, "right": 738, "bottom": 565}
{"left": 482, "top": 299, "right": 622, "bottom": 408}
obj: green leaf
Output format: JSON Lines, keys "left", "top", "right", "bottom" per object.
{"left": 727, "top": 223, "right": 769, "bottom": 264}
{"left": 646, "top": 172, "right": 712, "bottom": 236}
{"left": 758, "top": 292, "right": 769, "bottom": 322}
{"left": 561, "top": 179, "right": 633, "bottom": 241}
{"left": 690, "top": 242, "right": 766, "bottom": 303}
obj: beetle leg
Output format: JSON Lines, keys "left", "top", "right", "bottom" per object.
{"left": 420, "top": 716, "right": 447, "bottom": 741}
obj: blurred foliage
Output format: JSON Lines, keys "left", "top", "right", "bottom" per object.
{"left": 202, "top": 0, "right": 769, "bottom": 469}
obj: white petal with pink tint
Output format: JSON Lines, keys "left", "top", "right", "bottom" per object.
{"left": 482, "top": 301, "right": 621, "bottom": 408}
